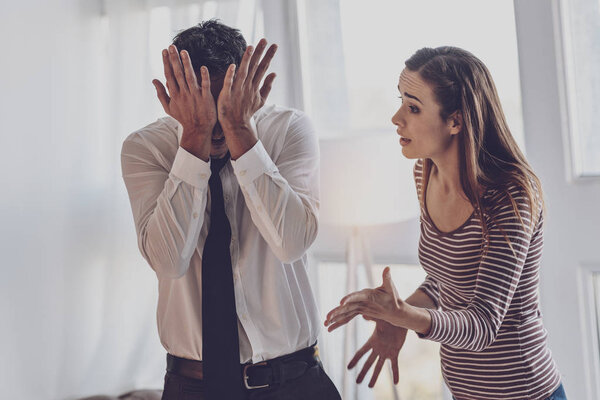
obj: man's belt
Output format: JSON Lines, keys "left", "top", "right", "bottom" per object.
{"left": 166, "top": 344, "right": 320, "bottom": 390}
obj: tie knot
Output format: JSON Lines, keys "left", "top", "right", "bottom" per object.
{"left": 210, "top": 153, "right": 230, "bottom": 174}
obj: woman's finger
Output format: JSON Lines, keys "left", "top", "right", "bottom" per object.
{"left": 368, "top": 357, "right": 386, "bottom": 388}
{"left": 356, "top": 351, "right": 377, "bottom": 384}
{"left": 326, "top": 302, "right": 364, "bottom": 325}
{"left": 341, "top": 289, "right": 372, "bottom": 305}
{"left": 348, "top": 342, "right": 371, "bottom": 370}
{"left": 392, "top": 356, "right": 400, "bottom": 384}
{"left": 327, "top": 312, "right": 360, "bottom": 332}
{"left": 326, "top": 302, "right": 355, "bottom": 323}
{"left": 340, "top": 288, "right": 369, "bottom": 305}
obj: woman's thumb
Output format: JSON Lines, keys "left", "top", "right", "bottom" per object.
{"left": 382, "top": 267, "right": 393, "bottom": 288}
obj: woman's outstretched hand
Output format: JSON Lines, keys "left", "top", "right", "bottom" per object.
{"left": 348, "top": 317, "right": 407, "bottom": 387}
{"left": 324, "top": 267, "right": 405, "bottom": 331}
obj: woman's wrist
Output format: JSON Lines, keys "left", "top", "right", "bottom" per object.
{"left": 395, "top": 302, "right": 432, "bottom": 335}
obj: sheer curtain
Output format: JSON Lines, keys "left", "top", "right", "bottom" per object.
{"left": 0, "top": 0, "right": 307, "bottom": 399}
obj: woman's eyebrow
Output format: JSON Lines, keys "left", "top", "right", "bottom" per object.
{"left": 397, "top": 85, "right": 424, "bottom": 105}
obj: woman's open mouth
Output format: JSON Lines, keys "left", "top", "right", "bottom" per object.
{"left": 399, "top": 137, "right": 412, "bottom": 146}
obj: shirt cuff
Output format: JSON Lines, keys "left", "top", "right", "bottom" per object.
{"left": 231, "top": 140, "right": 277, "bottom": 186}
{"left": 417, "top": 309, "right": 444, "bottom": 340}
{"left": 170, "top": 147, "right": 211, "bottom": 188}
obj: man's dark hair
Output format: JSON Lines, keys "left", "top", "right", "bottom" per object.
{"left": 173, "top": 19, "right": 247, "bottom": 76}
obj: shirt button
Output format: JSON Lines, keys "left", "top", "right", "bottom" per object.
{"left": 242, "top": 313, "right": 248, "bottom": 320}
{"left": 257, "top": 206, "right": 262, "bottom": 212}
{"left": 193, "top": 212, "right": 199, "bottom": 218}
{"left": 224, "top": 195, "right": 229, "bottom": 202}
{"left": 239, "top": 170, "right": 246, "bottom": 176}
{"left": 200, "top": 173, "right": 207, "bottom": 179}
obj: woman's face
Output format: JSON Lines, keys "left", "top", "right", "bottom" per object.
{"left": 391, "top": 69, "right": 457, "bottom": 160}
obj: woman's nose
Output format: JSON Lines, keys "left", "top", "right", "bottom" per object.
{"left": 391, "top": 108, "right": 403, "bottom": 127}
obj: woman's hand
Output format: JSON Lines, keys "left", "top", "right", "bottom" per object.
{"left": 349, "top": 317, "right": 407, "bottom": 387}
{"left": 324, "top": 267, "right": 406, "bottom": 330}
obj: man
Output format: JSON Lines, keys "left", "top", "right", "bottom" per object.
{"left": 121, "top": 20, "right": 340, "bottom": 400}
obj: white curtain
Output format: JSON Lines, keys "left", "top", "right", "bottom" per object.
{"left": 0, "top": 0, "right": 369, "bottom": 398}
{"left": 1, "top": 1, "right": 164, "bottom": 398}
{"left": 0, "top": 0, "right": 304, "bottom": 399}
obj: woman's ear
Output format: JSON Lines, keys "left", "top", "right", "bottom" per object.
{"left": 447, "top": 110, "right": 463, "bottom": 136}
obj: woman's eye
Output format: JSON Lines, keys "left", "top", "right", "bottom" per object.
{"left": 409, "top": 105, "right": 419, "bottom": 113}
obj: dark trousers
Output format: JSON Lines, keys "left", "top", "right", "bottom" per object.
{"left": 161, "top": 361, "right": 341, "bottom": 400}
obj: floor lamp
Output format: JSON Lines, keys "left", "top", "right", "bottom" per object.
{"left": 319, "top": 133, "right": 420, "bottom": 400}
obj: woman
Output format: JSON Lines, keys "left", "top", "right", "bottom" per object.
{"left": 324, "top": 47, "right": 566, "bottom": 400}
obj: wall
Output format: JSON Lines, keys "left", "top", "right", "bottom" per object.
{"left": 514, "top": 0, "right": 600, "bottom": 398}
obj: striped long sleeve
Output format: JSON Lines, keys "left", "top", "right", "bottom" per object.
{"left": 413, "top": 159, "right": 561, "bottom": 400}
{"left": 421, "top": 188, "right": 533, "bottom": 351}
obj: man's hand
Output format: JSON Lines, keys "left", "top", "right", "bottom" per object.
{"left": 349, "top": 318, "right": 407, "bottom": 388}
{"left": 217, "top": 39, "right": 278, "bottom": 159}
{"left": 153, "top": 45, "right": 217, "bottom": 161}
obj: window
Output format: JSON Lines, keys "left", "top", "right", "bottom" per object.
{"left": 556, "top": 0, "right": 600, "bottom": 177}
{"left": 299, "top": 0, "right": 525, "bottom": 150}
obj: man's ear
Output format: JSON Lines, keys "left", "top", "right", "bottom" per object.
{"left": 447, "top": 110, "right": 463, "bottom": 136}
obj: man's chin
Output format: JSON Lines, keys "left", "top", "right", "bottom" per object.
{"left": 210, "top": 148, "right": 229, "bottom": 159}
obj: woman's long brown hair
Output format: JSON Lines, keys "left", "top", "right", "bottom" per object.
{"left": 405, "top": 47, "right": 544, "bottom": 255}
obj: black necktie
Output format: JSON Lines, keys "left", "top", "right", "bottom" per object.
{"left": 202, "top": 153, "right": 245, "bottom": 399}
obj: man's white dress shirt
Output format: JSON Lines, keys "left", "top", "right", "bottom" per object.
{"left": 121, "top": 104, "right": 321, "bottom": 364}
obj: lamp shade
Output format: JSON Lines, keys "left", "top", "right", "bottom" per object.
{"left": 319, "top": 132, "right": 420, "bottom": 227}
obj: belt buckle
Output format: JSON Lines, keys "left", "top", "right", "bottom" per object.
{"left": 243, "top": 361, "right": 270, "bottom": 390}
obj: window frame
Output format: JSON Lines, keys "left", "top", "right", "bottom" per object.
{"left": 553, "top": 0, "right": 600, "bottom": 180}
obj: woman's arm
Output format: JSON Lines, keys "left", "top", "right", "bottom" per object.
{"left": 407, "top": 283, "right": 438, "bottom": 310}
{"left": 326, "top": 185, "right": 538, "bottom": 351}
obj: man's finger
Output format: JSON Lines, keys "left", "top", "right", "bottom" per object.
{"left": 181, "top": 50, "right": 199, "bottom": 91}
{"left": 348, "top": 343, "right": 371, "bottom": 370}
{"left": 200, "top": 66, "right": 211, "bottom": 98}
{"left": 368, "top": 357, "right": 386, "bottom": 388}
{"left": 153, "top": 79, "right": 170, "bottom": 113}
{"left": 221, "top": 63, "right": 236, "bottom": 97}
{"left": 356, "top": 351, "right": 377, "bottom": 384}
{"left": 246, "top": 38, "right": 267, "bottom": 84}
{"left": 259, "top": 72, "right": 276, "bottom": 103}
{"left": 253, "top": 43, "right": 278, "bottom": 88}
{"left": 392, "top": 357, "right": 400, "bottom": 384}
{"left": 232, "top": 45, "right": 254, "bottom": 92}
{"left": 162, "top": 49, "right": 178, "bottom": 94}
{"left": 168, "top": 45, "right": 188, "bottom": 92}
